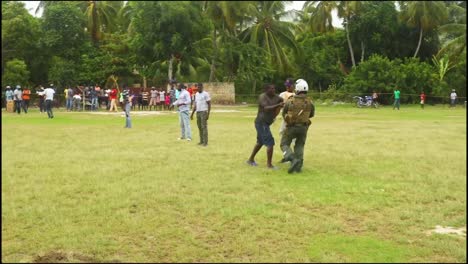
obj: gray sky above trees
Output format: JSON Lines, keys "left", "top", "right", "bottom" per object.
{"left": 22, "top": 0, "right": 343, "bottom": 27}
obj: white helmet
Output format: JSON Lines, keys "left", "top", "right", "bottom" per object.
{"left": 295, "top": 79, "right": 308, "bottom": 93}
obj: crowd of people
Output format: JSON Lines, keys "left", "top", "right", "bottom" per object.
{"left": 1, "top": 79, "right": 463, "bottom": 174}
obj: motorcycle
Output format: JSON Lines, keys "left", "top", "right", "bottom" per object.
{"left": 353, "top": 95, "right": 378, "bottom": 108}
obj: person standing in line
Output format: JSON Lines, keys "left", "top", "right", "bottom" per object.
{"left": 158, "top": 88, "right": 165, "bottom": 111}
{"left": 109, "top": 86, "right": 118, "bottom": 112}
{"left": 66, "top": 87, "right": 74, "bottom": 111}
{"left": 165, "top": 93, "right": 171, "bottom": 110}
{"left": 420, "top": 91, "right": 426, "bottom": 109}
{"left": 90, "top": 86, "right": 98, "bottom": 111}
{"left": 149, "top": 87, "right": 158, "bottom": 111}
{"left": 450, "top": 89, "right": 457, "bottom": 108}
{"left": 246, "top": 83, "right": 284, "bottom": 169}
{"left": 190, "top": 83, "right": 211, "bottom": 146}
{"left": 392, "top": 86, "right": 400, "bottom": 110}
{"left": 13, "top": 85, "right": 24, "bottom": 114}
{"left": 173, "top": 83, "right": 192, "bottom": 141}
{"left": 141, "top": 88, "right": 149, "bottom": 110}
{"left": 44, "top": 84, "right": 55, "bottom": 119}
{"left": 280, "top": 79, "right": 315, "bottom": 173}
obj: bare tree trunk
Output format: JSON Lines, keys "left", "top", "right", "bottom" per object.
{"left": 413, "top": 27, "right": 423, "bottom": 58}
{"left": 143, "top": 76, "right": 147, "bottom": 89}
{"left": 252, "top": 79, "right": 256, "bottom": 95}
{"left": 168, "top": 54, "right": 174, "bottom": 82}
{"left": 361, "top": 40, "right": 365, "bottom": 63}
{"left": 345, "top": 20, "right": 356, "bottom": 68}
{"left": 319, "top": 82, "right": 322, "bottom": 100}
{"left": 209, "top": 29, "right": 217, "bottom": 82}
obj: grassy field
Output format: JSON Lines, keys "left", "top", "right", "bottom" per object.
{"left": 2, "top": 104, "right": 466, "bottom": 263}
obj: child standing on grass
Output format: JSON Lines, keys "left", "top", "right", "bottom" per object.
{"left": 165, "top": 94, "right": 170, "bottom": 110}
{"left": 420, "top": 91, "right": 426, "bottom": 109}
{"left": 124, "top": 96, "right": 132, "bottom": 128}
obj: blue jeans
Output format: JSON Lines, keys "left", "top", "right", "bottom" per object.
{"left": 66, "top": 98, "right": 73, "bottom": 110}
{"left": 91, "top": 97, "right": 98, "bottom": 110}
{"left": 179, "top": 110, "right": 192, "bottom": 139}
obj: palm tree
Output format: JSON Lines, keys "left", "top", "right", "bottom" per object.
{"left": 37, "top": 1, "right": 120, "bottom": 45}
{"left": 203, "top": 1, "right": 255, "bottom": 81}
{"left": 303, "top": 1, "right": 338, "bottom": 33}
{"left": 399, "top": 1, "right": 448, "bottom": 58}
{"left": 238, "top": 1, "right": 298, "bottom": 74}
{"left": 337, "top": 1, "right": 362, "bottom": 68}
{"left": 204, "top": 1, "right": 231, "bottom": 82}
{"left": 436, "top": 4, "right": 466, "bottom": 62}
{"left": 35, "top": 1, "right": 62, "bottom": 14}
{"left": 82, "top": 1, "right": 120, "bottom": 45}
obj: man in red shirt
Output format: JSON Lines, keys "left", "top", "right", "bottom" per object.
{"left": 109, "top": 87, "right": 118, "bottom": 111}
{"left": 420, "top": 91, "right": 426, "bottom": 109}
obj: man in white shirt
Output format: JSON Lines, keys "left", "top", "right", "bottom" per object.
{"left": 173, "top": 84, "right": 192, "bottom": 141}
{"left": 44, "top": 84, "right": 56, "bottom": 118}
{"left": 450, "top": 89, "right": 457, "bottom": 108}
{"left": 191, "top": 83, "right": 211, "bottom": 146}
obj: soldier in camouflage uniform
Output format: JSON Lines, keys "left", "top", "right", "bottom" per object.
{"left": 280, "top": 79, "right": 315, "bottom": 173}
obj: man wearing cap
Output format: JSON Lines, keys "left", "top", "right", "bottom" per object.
{"left": 173, "top": 83, "right": 192, "bottom": 141}
{"left": 190, "top": 83, "right": 211, "bottom": 146}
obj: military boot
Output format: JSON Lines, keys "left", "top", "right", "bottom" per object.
{"left": 288, "top": 158, "right": 301, "bottom": 174}
{"left": 295, "top": 159, "right": 304, "bottom": 173}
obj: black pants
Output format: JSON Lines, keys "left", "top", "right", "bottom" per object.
{"left": 39, "top": 98, "right": 45, "bottom": 112}
{"left": 45, "top": 99, "right": 54, "bottom": 118}
{"left": 14, "top": 100, "right": 27, "bottom": 114}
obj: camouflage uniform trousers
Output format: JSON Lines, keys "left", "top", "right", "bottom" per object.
{"left": 280, "top": 125, "right": 309, "bottom": 171}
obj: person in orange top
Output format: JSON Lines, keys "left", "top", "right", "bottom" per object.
{"left": 22, "top": 87, "right": 31, "bottom": 111}
{"left": 190, "top": 83, "right": 198, "bottom": 107}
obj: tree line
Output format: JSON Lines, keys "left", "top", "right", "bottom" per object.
{"left": 2, "top": 1, "right": 466, "bottom": 100}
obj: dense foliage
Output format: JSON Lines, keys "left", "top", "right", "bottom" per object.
{"left": 1, "top": 1, "right": 466, "bottom": 100}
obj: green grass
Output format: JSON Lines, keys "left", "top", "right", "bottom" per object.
{"left": 2, "top": 104, "right": 466, "bottom": 263}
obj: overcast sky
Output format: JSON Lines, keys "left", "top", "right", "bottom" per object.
{"left": 22, "top": 1, "right": 342, "bottom": 27}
